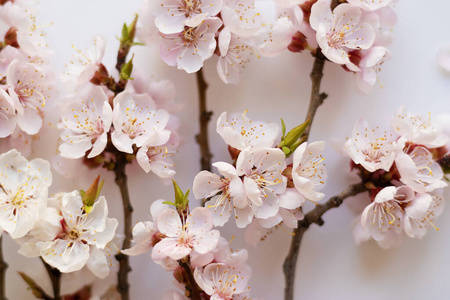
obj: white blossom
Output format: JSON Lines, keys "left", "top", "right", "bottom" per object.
{"left": 58, "top": 85, "right": 112, "bottom": 159}
{"left": 344, "top": 118, "right": 396, "bottom": 172}
{"left": 0, "top": 149, "right": 51, "bottom": 239}
{"left": 152, "top": 207, "right": 220, "bottom": 261}
{"left": 112, "top": 91, "right": 170, "bottom": 153}
{"left": 216, "top": 111, "right": 279, "bottom": 151}
{"left": 38, "top": 191, "right": 118, "bottom": 274}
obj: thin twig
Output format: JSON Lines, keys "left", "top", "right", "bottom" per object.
{"left": 114, "top": 152, "right": 133, "bottom": 300}
{"left": 179, "top": 259, "right": 201, "bottom": 300}
{"left": 41, "top": 258, "right": 61, "bottom": 300}
{"left": 283, "top": 182, "right": 368, "bottom": 300}
{"left": 195, "top": 69, "right": 212, "bottom": 172}
{"left": 300, "top": 51, "right": 327, "bottom": 142}
{"left": 0, "top": 237, "right": 7, "bottom": 300}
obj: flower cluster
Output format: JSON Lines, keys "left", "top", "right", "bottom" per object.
{"left": 0, "top": 150, "right": 119, "bottom": 285}
{"left": 136, "top": 0, "right": 397, "bottom": 93}
{"left": 124, "top": 198, "right": 253, "bottom": 299}
{"left": 0, "top": 0, "right": 56, "bottom": 156}
{"left": 345, "top": 107, "right": 449, "bottom": 248}
{"left": 57, "top": 35, "right": 180, "bottom": 179}
{"left": 308, "top": 0, "right": 396, "bottom": 93}
{"left": 138, "top": 0, "right": 304, "bottom": 84}
{"left": 193, "top": 111, "right": 327, "bottom": 245}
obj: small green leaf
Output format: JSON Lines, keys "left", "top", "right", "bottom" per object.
{"left": 120, "top": 54, "right": 134, "bottom": 81}
{"left": 162, "top": 201, "right": 176, "bottom": 206}
{"left": 121, "top": 23, "right": 129, "bottom": 43}
{"left": 281, "top": 118, "right": 286, "bottom": 140}
{"left": 282, "top": 146, "right": 290, "bottom": 155}
{"left": 278, "top": 119, "right": 310, "bottom": 148}
{"left": 172, "top": 180, "right": 189, "bottom": 212}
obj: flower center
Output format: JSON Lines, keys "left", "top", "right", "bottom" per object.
{"left": 68, "top": 229, "right": 81, "bottom": 240}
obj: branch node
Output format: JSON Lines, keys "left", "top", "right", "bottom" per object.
{"left": 317, "top": 218, "right": 325, "bottom": 226}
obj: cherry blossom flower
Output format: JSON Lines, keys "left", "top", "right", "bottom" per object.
{"left": 362, "top": 7, "right": 397, "bottom": 47}
{"left": 160, "top": 18, "right": 222, "bottom": 73}
{"left": 360, "top": 186, "right": 414, "bottom": 243}
{"left": 216, "top": 111, "right": 279, "bottom": 151}
{"left": 194, "top": 263, "right": 251, "bottom": 300}
{"left": 391, "top": 107, "right": 449, "bottom": 148}
{"left": 244, "top": 189, "right": 304, "bottom": 246}
{"left": 403, "top": 189, "right": 445, "bottom": 239}
{"left": 344, "top": 118, "right": 396, "bottom": 172}
{"left": 0, "top": 1, "right": 50, "bottom": 57}
{"left": 236, "top": 147, "right": 287, "bottom": 220}
{"left": 292, "top": 141, "right": 327, "bottom": 202}
{"left": 7, "top": 59, "right": 54, "bottom": 135}
{"left": 152, "top": 207, "right": 220, "bottom": 261}
{"left": 346, "top": 0, "right": 392, "bottom": 12}
{"left": 395, "top": 144, "right": 447, "bottom": 193}
{"left": 221, "top": 0, "right": 262, "bottom": 37}
{"left": 38, "top": 191, "right": 118, "bottom": 273}
{"left": 193, "top": 162, "right": 247, "bottom": 227}
{"left": 58, "top": 85, "right": 112, "bottom": 159}
{"left": 0, "top": 88, "right": 17, "bottom": 138}
{"left": 310, "top": 1, "right": 375, "bottom": 65}
{"left": 63, "top": 36, "right": 106, "bottom": 86}
{"left": 353, "top": 46, "right": 391, "bottom": 94}
{"left": 0, "top": 149, "right": 52, "bottom": 239}
{"left": 253, "top": 17, "right": 297, "bottom": 58}
{"left": 151, "top": 0, "right": 223, "bottom": 34}
{"left": 217, "top": 27, "right": 256, "bottom": 84}
{"left": 111, "top": 91, "right": 171, "bottom": 153}
{"left": 122, "top": 200, "right": 170, "bottom": 256}
{"left": 136, "top": 130, "right": 179, "bottom": 178}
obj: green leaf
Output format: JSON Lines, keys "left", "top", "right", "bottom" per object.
{"left": 281, "top": 118, "right": 286, "bottom": 140}
{"left": 120, "top": 54, "right": 134, "bottom": 81}
{"left": 172, "top": 180, "right": 184, "bottom": 205}
{"left": 278, "top": 119, "right": 310, "bottom": 148}
{"left": 121, "top": 23, "right": 129, "bottom": 43}
{"left": 282, "top": 146, "right": 290, "bottom": 155}
{"left": 162, "top": 201, "right": 176, "bottom": 206}
{"left": 172, "top": 180, "right": 189, "bottom": 212}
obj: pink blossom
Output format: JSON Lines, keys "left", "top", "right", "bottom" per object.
{"left": 152, "top": 207, "right": 220, "bottom": 261}
{"left": 310, "top": 1, "right": 375, "bottom": 65}
{"left": 160, "top": 18, "right": 222, "bottom": 73}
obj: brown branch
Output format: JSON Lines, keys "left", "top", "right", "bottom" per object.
{"left": 179, "top": 259, "right": 201, "bottom": 300}
{"left": 300, "top": 51, "right": 327, "bottom": 142}
{"left": 114, "top": 152, "right": 133, "bottom": 300}
{"left": 283, "top": 182, "right": 368, "bottom": 300}
{"left": 195, "top": 69, "right": 212, "bottom": 172}
{"left": 0, "top": 237, "right": 7, "bottom": 300}
{"left": 41, "top": 258, "right": 61, "bottom": 300}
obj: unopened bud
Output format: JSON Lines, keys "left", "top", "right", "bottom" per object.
{"left": 173, "top": 266, "right": 188, "bottom": 285}
{"left": 89, "top": 63, "right": 109, "bottom": 85}
{"left": 300, "top": 0, "right": 319, "bottom": 23}
{"left": 4, "top": 27, "right": 19, "bottom": 48}
{"left": 82, "top": 175, "right": 104, "bottom": 213}
{"left": 288, "top": 31, "right": 307, "bottom": 53}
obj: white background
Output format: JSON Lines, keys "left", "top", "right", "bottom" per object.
{"left": 3, "top": 0, "right": 450, "bottom": 299}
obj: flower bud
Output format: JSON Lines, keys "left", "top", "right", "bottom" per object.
{"left": 288, "top": 31, "right": 307, "bottom": 53}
